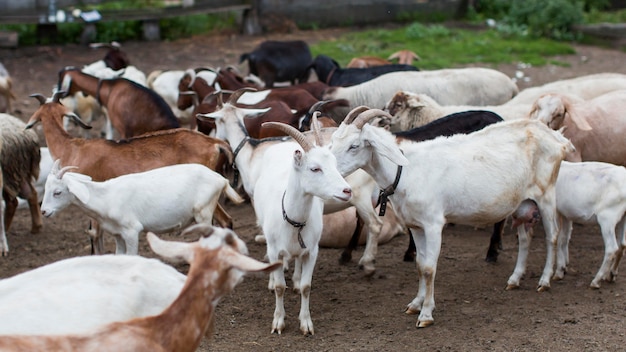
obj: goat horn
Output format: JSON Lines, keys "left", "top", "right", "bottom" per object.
{"left": 353, "top": 109, "right": 393, "bottom": 129}
{"left": 262, "top": 122, "right": 314, "bottom": 152}
{"left": 308, "top": 100, "right": 328, "bottom": 114}
{"left": 55, "top": 160, "right": 79, "bottom": 179}
{"left": 185, "top": 68, "right": 196, "bottom": 88}
{"left": 52, "top": 90, "right": 66, "bottom": 103}
{"left": 227, "top": 87, "right": 256, "bottom": 105}
{"left": 310, "top": 111, "right": 324, "bottom": 146}
{"left": 65, "top": 112, "right": 93, "bottom": 130}
{"left": 344, "top": 106, "right": 370, "bottom": 124}
{"left": 30, "top": 93, "right": 47, "bottom": 105}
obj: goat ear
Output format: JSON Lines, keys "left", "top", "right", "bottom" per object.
{"left": 362, "top": 125, "right": 409, "bottom": 166}
{"left": 66, "top": 177, "right": 90, "bottom": 204}
{"left": 146, "top": 232, "right": 195, "bottom": 264}
{"left": 565, "top": 110, "right": 592, "bottom": 131}
{"left": 221, "top": 248, "right": 282, "bottom": 273}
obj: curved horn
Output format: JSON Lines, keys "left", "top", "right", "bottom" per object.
{"left": 64, "top": 112, "right": 93, "bottom": 130}
{"left": 344, "top": 106, "right": 370, "bottom": 124}
{"left": 30, "top": 93, "right": 47, "bottom": 105}
{"left": 52, "top": 90, "right": 66, "bottom": 103}
{"left": 310, "top": 111, "right": 324, "bottom": 146}
{"left": 262, "top": 122, "right": 314, "bottom": 152}
{"left": 227, "top": 87, "right": 256, "bottom": 105}
{"left": 185, "top": 68, "right": 197, "bottom": 88}
{"left": 353, "top": 109, "right": 393, "bottom": 129}
{"left": 308, "top": 100, "right": 329, "bottom": 115}
{"left": 56, "top": 162, "right": 79, "bottom": 179}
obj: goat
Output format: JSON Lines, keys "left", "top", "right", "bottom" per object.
{"left": 506, "top": 72, "right": 626, "bottom": 105}
{"left": 240, "top": 40, "right": 312, "bottom": 88}
{"left": 0, "top": 113, "right": 42, "bottom": 255}
{"left": 506, "top": 161, "right": 626, "bottom": 290}
{"left": 329, "top": 107, "right": 574, "bottom": 328}
{"left": 87, "top": 41, "right": 130, "bottom": 71}
{"left": 323, "top": 67, "right": 519, "bottom": 109}
{"left": 26, "top": 93, "right": 236, "bottom": 253}
{"left": 346, "top": 56, "right": 393, "bottom": 68}
{"left": 197, "top": 89, "right": 390, "bottom": 276}
{"left": 253, "top": 120, "right": 351, "bottom": 335}
{"left": 41, "top": 161, "right": 244, "bottom": 255}
{"left": 388, "top": 49, "right": 421, "bottom": 65}
{"left": 0, "top": 224, "right": 280, "bottom": 352}
{"left": 385, "top": 91, "right": 531, "bottom": 131}
{"left": 529, "top": 89, "right": 626, "bottom": 165}
{"left": 0, "top": 254, "right": 185, "bottom": 335}
{"left": 0, "top": 62, "right": 16, "bottom": 113}
{"left": 370, "top": 109, "right": 506, "bottom": 262}
{"left": 309, "top": 54, "right": 419, "bottom": 87}
{"left": 58, "top": 66, "right": 180, "bottom": 139}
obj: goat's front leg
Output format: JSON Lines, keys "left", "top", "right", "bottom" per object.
{"left": 22, "top": 181, "right": 42, "bottom": 234}
{"left": 267, "top": 249, "right": 286, "bottom": 334}
{"left": 405, "top": 224, "right": 442, "bottom": 328}
{"left": 298, "top": 249, "right": 316, "bottom": 335}
{"left": 536, "top": 195, "right": 560, "bottom": 292}
{"left": 553, "top": 217, "right": 572, "bottom": 281}
{"left": 292, "top": 257, "right": 302, "bottom": 293}
{"left": 355, "top": 202, "right": 383, "bottom": 276}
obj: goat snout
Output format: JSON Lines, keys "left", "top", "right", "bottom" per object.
{"left": 338, "top": 187, "right": 352, "bottom": 201}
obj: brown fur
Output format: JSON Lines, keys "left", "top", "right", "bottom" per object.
{"left": 26, "top": 100, "right": 236, "bottom": 232}
{"left": 346, "top": 56, "right": 393, "bottom": 69}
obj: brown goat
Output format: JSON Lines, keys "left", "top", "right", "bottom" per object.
{"left": 387, "top": 49, "right": 421, "bottom": 65}
{"left": 26, "top": 93, "right": 236, "bottom": 253}
{"left": 346, "top": 56, "right": 393, "bottom": 68}
{"left": 58, "top": 67, "right": 180, "bottom": 139}
{"left": 0, "top": 224, "right": 280, "bottom": 352}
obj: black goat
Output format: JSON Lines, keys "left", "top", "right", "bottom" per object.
{"left": 342, "top": 110, "right": 506, "bottom": 264}
{"left": 239, "top": 40, "right": 312, "bottom": 88}
{"left": 309, "top": 54, "right": 418, "bottom": 87}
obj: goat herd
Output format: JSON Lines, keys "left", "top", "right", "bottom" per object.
{"left": 0, "top": 37, "right": 625, "bottom": 350}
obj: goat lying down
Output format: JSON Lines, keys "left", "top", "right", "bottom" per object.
{"left": 329, "top": 107, "right": 574, "bottom": 328}
{"left": 41, "top": 161, "right": 244, "bottom": 255}
{"left": 0, "top": 224, "right": 281, "bottom": 352}
{"left": 0, "top": 255, "right": 185, "bottom": 335}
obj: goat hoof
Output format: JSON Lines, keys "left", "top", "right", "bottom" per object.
{"left": 339, "top": 252, "right": 352, "bottom": 265}
{"left": 405, "top": 306, "right": 420, "bottom": 315}
{"left": 536, "top": 285, "right": 550, "bottom": 292}
{"left": 589, "top": 282, "right": 601, "bottom": 289}
{"left": 417, "top": 319, "right": 434, "bottom": 328}
{"left": 505, "top": 284, "right": 519, "bottom": 291}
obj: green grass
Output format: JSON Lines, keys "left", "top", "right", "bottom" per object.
{"left": 310, "top": 22, "right": 576, "bottom": 69}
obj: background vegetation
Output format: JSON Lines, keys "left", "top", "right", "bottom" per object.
{"left": 1, "top": 0, "right": 624, "bottom": 69}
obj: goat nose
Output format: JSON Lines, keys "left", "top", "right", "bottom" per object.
{"left": 343, "top": 188, "right": 352, "bottom": 197}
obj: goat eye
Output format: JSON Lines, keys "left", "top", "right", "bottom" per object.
{"left": 311, "top": 167, "right": 321, "bottom": 173}
{"left": 348, "top": 144, "right": 359, "bottom": 151}
{"left": 53, "top": 191, "right": 61, "bottom": 197}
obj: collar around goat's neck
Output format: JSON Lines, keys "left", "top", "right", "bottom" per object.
{"left": 376, "top": 164, "right": 403, "bottom": 216}
{"left": 324, "top": 67, "right": 337, "bottom": 85}
{"left": 282, "top": 191, "right": 307, "bottom": 249}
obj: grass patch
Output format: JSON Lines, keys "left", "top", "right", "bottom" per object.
{"left": 310, "top": 22, "right": 576, "bottom": 69}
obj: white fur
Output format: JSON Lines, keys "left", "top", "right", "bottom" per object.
{"left": 330, "top": 116, "right": 573, "bottom": 328}
{"left": 41, "top": 162, "right": 243, "bottom": 255}
{"left": 323, "top": 67, "right": 519, "bottom": 109}
{"left": 0, "top": 255, "right": 185, "bottom": 335}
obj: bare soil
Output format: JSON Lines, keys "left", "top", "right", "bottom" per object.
{"left": 1, "top": 26, "right": 626, "bottom": 352}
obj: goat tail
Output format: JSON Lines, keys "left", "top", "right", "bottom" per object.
{"left": 223, "top": 182, "right": 245, "bottom": 205}
{"left": 146, "top": 69, "right": 163, "bottom": 89}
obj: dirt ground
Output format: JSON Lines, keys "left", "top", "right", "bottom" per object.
{"left": 1, "top": 26, "right": 626, "bottom": 351}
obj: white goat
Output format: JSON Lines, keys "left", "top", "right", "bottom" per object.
{"left": 198, "top": 93, "right": 352, "bottom": 334}
{"left": 198, "top": 89, "right": 388, "bottom": 276}
{"left": 529, "top": 89, "right": 626, "bottom": 165}
{"left": 148, "top": 69, "right": 218, "bottom": 123}
{"left": 508, "top": 161, "right": 626, "bottom": 290}
{"left": 506, "top": 72, "right": 626, "bottom": 105}
{"left": 41, "top": 161, "right": 244, "bottom": 255}
{"left": 0, "top": 255, "right": 185, "bottom": 335}
{"left": 0, "top": 224, "right": 280, "bottom": 352}
{"left": 385, "top": 91, "right": 531, "bottom": 131}
{"left": 329, "top": 108, "right": 574, "bottom": 328}
{"left": 322, "top": 67, "right": 519, "bottom": 109}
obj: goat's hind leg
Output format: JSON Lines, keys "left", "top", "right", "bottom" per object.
{"left": 610, "top": 216, "right": 626, "bottom": 280}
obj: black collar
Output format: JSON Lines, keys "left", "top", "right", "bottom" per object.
{"left": 376, "top": 164, "right": 402, "bottom": 216}
{"left": 282, "top": 191, "right": 307, "bottom": 249}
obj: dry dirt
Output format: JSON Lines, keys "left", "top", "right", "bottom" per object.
{"left": 1, "top": 26, "right": 626, "bottom": 352}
